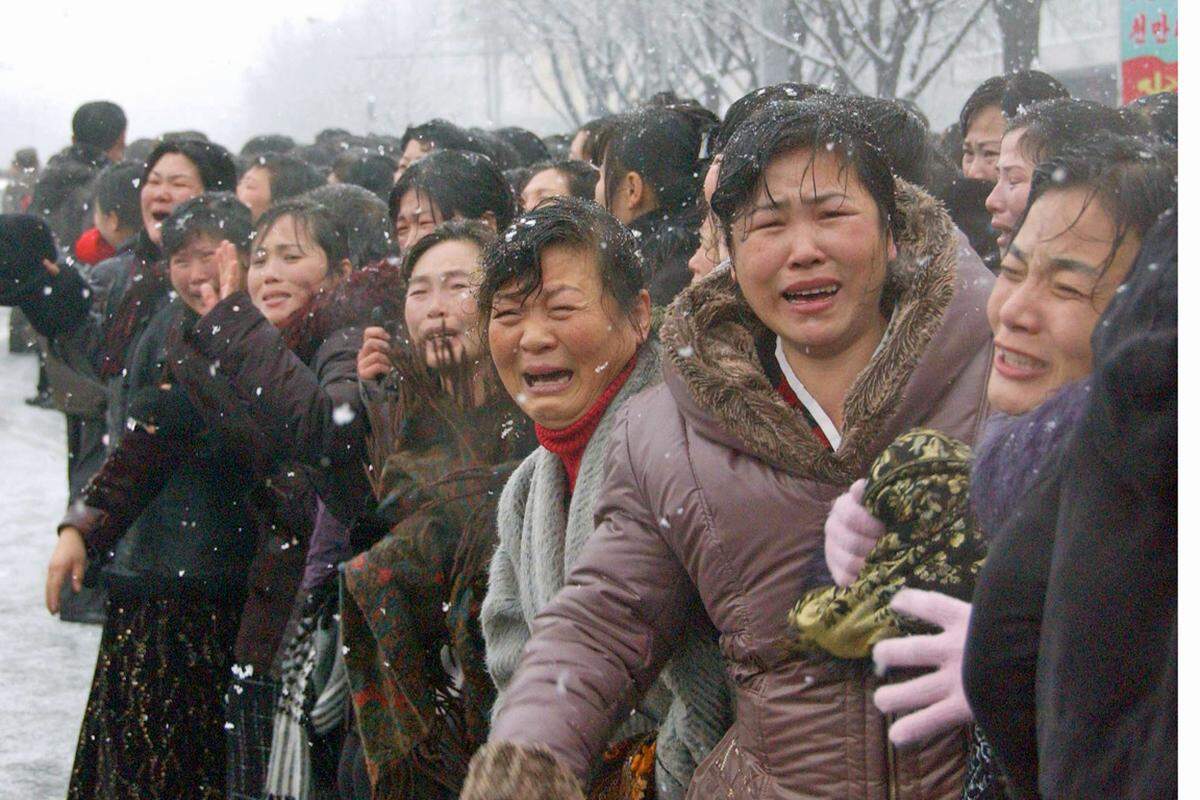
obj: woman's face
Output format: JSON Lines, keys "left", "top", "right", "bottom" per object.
{"left": 984, "top": 128, "right": 1033, "bottom": 251}
{"left": 962, "top": 104, "right": 1006, "bottom": 183}
{"left": 488, "top": 244, "right": 650, "bottom": 430}
{"left": 398, "top": 139, "right": 433, "bottom": 174}
{"left": 247, "top": 215, "right": 338, "bottom": 327}
{"left": 688, "top": 212, "right": 722, "bottom": 283}
{"left": 986, "top": 187, "right": 1142, "bottom": 415}
{"left": 140, "top": 153, "right": 204, "bottom": 245}
{"left": 404, "top": 239, "right": 484, "bottom": 369}
{"left": 236, "top": 166, "right": 272, "bottom": 222}
{"left": 394, "top": 189, "right": 445, "bottom": 252}
{"left": 521, "top": 168, "right": 571, "bottom": 211}
{"left": 730, "top": 147, "right": 895, "bottom": 362}
{"left": 168, "top": 233, "right": 223, "bottom": 314}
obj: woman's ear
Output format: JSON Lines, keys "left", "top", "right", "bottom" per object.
{"left": 633, "top": 288, "right": 652, "bottom": 343}
{"left": 626, "top": 172, "right": 647, "bottom": 213}
{"left": 887, "top": 232, "right": 898, "bottom": 262}
{"left": 480, "top": 211, "right": 498, "bottom": 232}
{"left": 335, "top": 258, "right": 353, "bottom": 281}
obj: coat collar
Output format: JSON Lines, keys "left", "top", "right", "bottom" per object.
{"left": 659, "top": 180, "right": 988, "bottom": 484}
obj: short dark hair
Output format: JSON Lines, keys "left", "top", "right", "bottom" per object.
{"left": 527, "top": 160, "right": 600, "bottom": 201}
{"left": 401, "top": 119, "right": 476, "bottom": 154}
{"left": 713, "top": 83, "right": 832, "bottom": 156}
{"left": 249, "top": 152, "right": 324, "bottom": 205}
{"left": 1020, "top": 133, "right": 1176, "bottom": 277}
{"left": 836, "top": 94, "right": 932, "bottom": 187}
{"left": 340, "top": 153, "right": 398, "bottom": 202}
{"left": 161, "top": 130, "right": 210, "bottom": 143}
{"left": 494, "top": 127, "right": 551, "bottom": 167}
{"left": 93, "top": 161, "right": 144, "bottom": 232}
{"left": 959, "top": 70, "right": 1069, "bottom": 135}
{"left": 574, "top": 116, "right": 617, "bottom": 163}
{"left": 315, "top": 128, "right": 353, "bottom": 147}
{"left": 14, "top": 147, "right": 39, "bottom": 170}
{"left": 401, "top": 219, "right": 496, "bottom": 281}
{"left": 72, "top": 101, "right": 127, "bottom": 151}
{"left": 253, "top": 199, "right": 350, "bottom": 271}
{"left": 541, "top": 133, "right": 572, "bottom": 160}
{"left": 478, "top": 196, "right": 644, "bottom": 325}
{"left": 388, "top": 149, "right": 516, "bottom": 231}
{"left": 505, "top": 167, "right": 535, "bottom": 197}
{"left": 301, "top": 183, "right": 395, "bottom": 267}
{"left": 711, "top": 99, "right": 899, "bottom": 252}
{"left": 161, "top": 192, "right": 253, "bottom": 259}
{"left": 1010, "top": 98, "right": 1147, "bottom": 165}
{"left": 1125, "top": 92, "right": 1177, "bottom": 146}
{"left": 240, "top": 134, "right": 296, "bottom": 157}
{"left": 143, "top": 139, "right": 238, "bottom": 194}
{"left": 594, "top": 106, "right": 716, "bottom": 215}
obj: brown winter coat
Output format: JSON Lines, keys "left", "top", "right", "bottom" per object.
{"left": 483, "top": 182, "right": 994, "bottom": 799}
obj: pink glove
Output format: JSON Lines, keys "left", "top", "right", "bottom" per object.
{"left": 824, "top": 479, "right": 886, "bottom": 586}
{"left": 871, "top": 588, "right": 974, "bottom": 747}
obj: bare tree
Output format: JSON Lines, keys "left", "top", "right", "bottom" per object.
{"left": 991, "top": 0, "right": 1043, "bottom": 72}
{"left": 720, "top": 0, "right": 992, "bottom": 100}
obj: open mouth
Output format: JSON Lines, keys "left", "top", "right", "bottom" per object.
{"left": 151, "top": 210, "right": 171, "bottom": 224}
{"left": 522, "top": 368, "right": 573, "bottom": 393}
{"left": 994, "top": 344, "right": 1048, "bottom": 377}
{"left": 783, "top": 282, "right": 840, "bottom": 306}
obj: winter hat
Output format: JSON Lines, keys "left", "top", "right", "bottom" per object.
{"left": 0, "top": 214, "right": 57, "bottom": 299}
{"left": 142, "top": 139, "right": 238, "bottom": 194}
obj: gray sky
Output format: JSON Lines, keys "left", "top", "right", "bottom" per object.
{"left": 1, "top": 0, "right": 354, "bottom": 162}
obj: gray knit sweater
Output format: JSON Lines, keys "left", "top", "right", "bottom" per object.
{"left": 482, "top": 340, "right": 731, "bottom": 799}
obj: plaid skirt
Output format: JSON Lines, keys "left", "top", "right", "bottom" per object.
{"left": 67, "top": 590, "right": 241, "bottom": 800}
{"left": 226, "top": 674, "right": 282, "bottom": 800}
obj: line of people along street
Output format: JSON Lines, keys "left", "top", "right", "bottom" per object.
{"left": 0, "top": 74, "right": 1176, "bottom": 799}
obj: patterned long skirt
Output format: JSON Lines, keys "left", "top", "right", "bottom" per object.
{"left": 66, "top": 589, "right": 242, "bottom": 800}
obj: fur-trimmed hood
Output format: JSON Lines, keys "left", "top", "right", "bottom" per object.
{"left": 659, "top": 180, "right": 995, "bottom": 484}
{"left": 280, "top": 258, "right": 406, "bottom": 364}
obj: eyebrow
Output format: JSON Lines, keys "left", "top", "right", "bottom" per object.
{"left": 1006, "top": 242, "right": 1029, "bottom": 264}
{"left": 1047, "top": 257, "right": 1101, "bottom": 276}
{"left": 751, "top": 191, "right": 850, "bottom": 213}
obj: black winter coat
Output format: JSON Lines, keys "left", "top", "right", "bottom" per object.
{"left": 1036, "top": 209, "right": 1177, "bottom": 800}
{"left": 29, "top": 143, "right": 108, "bottom": 255}
{"left": 71, "top": 301, "right": 259, "bottom": 597}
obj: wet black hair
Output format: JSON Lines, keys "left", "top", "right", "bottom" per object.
{"left": 72, "top": 101, "right": 127, "bottom": 151}
{"left": 1009, "top": 98, "right": 1147, "bottom": 165}
{"left": 252, "top": 199, "right": 350, "bottom": 271}
{"left": 541, "top": 133, "right": 572, "bottom": 160}
{"left": 1125, "top": 92, "right": 1177, "bottom": 146}
{"left": 467, "top": 128, "right": 522, "bottom": 172}
{"left": 958, "top": 70, "right": 1069, "bottom": 135}
{"left": 594, "top": 106, "right": 716, "bottom": 216}
{"left": 340, "top": 153, "right": 399, "bottom": 202}
{"left": 161, "top": 130, "right": 210, "bottom": 143}
{"left": 505, "top": 167, "right": 535, "bottom": 197}
{"left": 711, "top": 99, "right": 899, "bottom": 252}
{"left": 301, "top": 183, "right": 395, "bottom": 267}
{"left": 401, "top": 219, "right": 496, "bottom": 281}
{"left": 248, "top": 152, "right": 324, "bottom": 206}
{"left": 143, "top": 139, "right": 238, "bottom": 194}
{"left": 315, "top": 128, "right": 354, "bottom": 147}
{"left": 836, "top": 94, "right": 931, "bottom": 186}
{"left": 1018, "top": 133, "right": 1176, "bottom": 277}
{"left": 92, "top": 161, "right": 144, "bottom": 233}
{"left": 478, "top": 196, "right": 644, "bottom": 323}
{"left": 400, "top": 119, "right": 477, "bottom": 154}
{"left": 124, "top": 138, "right": 158, "bottom": 166}
{"left": 294, "top": 143, "right": 339, "bottom": 176}
{"left": 713, "top": 83, "right": 832, "bottom": 156}
{"left": 241, "top": 134, "right": 296, "bottom": 157}
{"left": 161, "top": 192, "right": 253, "bottom": 259}
{"left": 495, "top": 127, "right": 552, "bottom": 167}
{"left": 527, "top": 160, "right": 600, "bottom": 201}
{"left": 388, "top": 149, "right": 516, "bottom": 232}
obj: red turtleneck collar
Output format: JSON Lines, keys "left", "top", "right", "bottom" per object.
{"left": 535, "top": 354, "right": 638, "bottom": 493}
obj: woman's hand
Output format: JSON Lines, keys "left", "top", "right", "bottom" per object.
{"left": 357, "top": 326, "right": 392, "bottom": 381}
{"left": 196, "top": 241, "right": 245, "bottom": 316}
{"left": 46, "top": 526, "right": 88, "bottom": 614}
{"left": 872, "top": 588, "right": 974, "bottom": 746}
{"left": 825, "top": 479, "right": 886, "bottom": 586}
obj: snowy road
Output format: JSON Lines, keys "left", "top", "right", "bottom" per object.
{"left": 0, "top": 308, "right": 100, "bottom": 799}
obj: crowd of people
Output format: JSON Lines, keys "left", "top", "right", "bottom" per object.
{"left": 0, "top": 70, "right": 1175, "bottom": 800}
